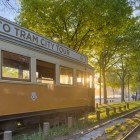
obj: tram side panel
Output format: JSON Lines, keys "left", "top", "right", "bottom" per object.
{"left": 0, "top": 82, "right": 94, "bottom": 119}
{"left": 88, "top": 88, "right": 95, "bottom": 111}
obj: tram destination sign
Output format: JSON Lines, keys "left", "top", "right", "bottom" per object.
{"left": 0, "top": 17, "right": 87, "bottom": 64}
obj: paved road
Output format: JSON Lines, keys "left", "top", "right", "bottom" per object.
{"left": 95, "top": 97, "right": 133, "bottom": 105}
{"left": 95, "top": 98, "right": 121, "bottom": 104}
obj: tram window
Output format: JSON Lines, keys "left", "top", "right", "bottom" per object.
{"left": 36, "top": 60, "right": 55, "bottom": 84}
{"left": 86, "top": 74, "right": 93, "bottom": 88}
{"left": 89, "top": 75, "right": 93, "bottom": 88}
{"left": 76, "top": 70, "right": 85, "bottom": 86}
{"left": 60, "top": 66, "right": 73, "bottom": 85}
{"left": 2, "top": 51, "right": 30, "bottom": 81}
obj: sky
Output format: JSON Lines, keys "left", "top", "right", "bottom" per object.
{"left": 0, "top": 0, "right": 140, "bottom": 21}
{"left": 0, "top": 0, "right": 20, "bottom": 21}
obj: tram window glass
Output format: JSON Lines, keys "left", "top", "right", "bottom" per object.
{"left": 76, "top": 70, "right": 85, "bottom": 86}
{"left": 36, "top": 60, "right": 55, "bottom": 84}
{"left": 2, "top": 51, "right": 30, "bottom": 81}
{"left": 89, "top": 75, "right": 93, "bottom": 88}
{"left": 86, "top": 74, "right": 93, "bottom": 88}
{"left": 60, "top": 66, "right": 73, "bottom": 85}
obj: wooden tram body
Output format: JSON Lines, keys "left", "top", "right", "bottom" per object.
{"left": 0, "top": 16, "right": 95, "bottom": 130}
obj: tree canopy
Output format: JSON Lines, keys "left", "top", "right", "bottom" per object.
{"left": 18, "top": 0, "right": 133, "bottom": 51}
{"left": 17, "top": 0, "right": 140, "bottom": 103}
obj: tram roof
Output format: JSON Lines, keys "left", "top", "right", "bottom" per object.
{"left": 0, "top": 16, "right": 88, "bottom": 64}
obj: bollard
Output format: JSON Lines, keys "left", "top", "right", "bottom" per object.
{"left": 3, "top": 131, "right": 12, "bottom": 140}
{"left": 68, "top": 117, "right": 73, "bottom": 128}
{"left": 113, "top": 107, "right": 116, "bottom": 114}
{"left": 96, "top": 110, "right": 101, "bottom": 121}
{"left": 106, "top": 108, "right": 110, "bottom": 118}
{"left": 96, "top": 103, "right": 99, "bottom": 108}
{"left": 119, "top": 106, "right": 122, "bottom": 112}
{"left": 43, "top": 122, "right": 50, "bottom": 137}
{"left": 126, "top": 103, "right": 129, "bottom": 109}
{"left": 124, "top": 105, "right": 126, "bottom": 110}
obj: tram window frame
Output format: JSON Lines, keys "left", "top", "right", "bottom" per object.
{"left": 36, "top": 59, "right": 55, "bottom": 84}
{"left": 89, "top": 74, "right": 93, "bottom": 88}
{"left": 60, "top": 66, "right": 74, "bottom": 85}
{"left": 85, "top": 73, "right": 93, "bottom": 88}
{"left": 76, "top": 70, "right": 85, "bottom": 86}
{"left": 1, "top": 50, "right": 31, "bottom": 82}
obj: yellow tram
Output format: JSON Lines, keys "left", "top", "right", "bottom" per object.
{"left": 0, "top": 16, "right": 95, "bottom": 130}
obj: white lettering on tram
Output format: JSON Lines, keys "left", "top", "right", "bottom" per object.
{"left": 0, "top": 17, "right": 87, "bottom": 63}
{"left": 15, "top": 27, "right": 39, "bottom": 44}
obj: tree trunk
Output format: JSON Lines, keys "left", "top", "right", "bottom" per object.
{"left": 99, "top": 61, "right": 102, "bottom": 105}
{"left": 121, "top": 76, "right": 125, "bottom": 102}
{"left": 99, "top": 81, "right": 102, "bottom": 105}
{"left": 102, "top": 68, "right": 107, "bottom": 104}
{"left": 127, "top": 77, "right": 130, "bottom": 101}
{"left": 112, "top": 88, "right": 115, "bottom": 98}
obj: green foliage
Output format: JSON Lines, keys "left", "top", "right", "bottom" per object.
{"left": 17, "top": 0, "right": 134, "bottom": 52}
{"left": 18, "top": 0, "right": 94, "bottom": 51}
{"left": 105, "top": 125, "right": 115, "bottom": 134}
{"left": 13, "top": 101, "right": 140, "bottom": 140}
{"left": 119, "top": 125, "right": 126, "bottom": 131}
{"left": 110, "top": 130, "right": 120, "bottom": 137}
{"left": 126, "top": 118, "right": 136, "bottom": 126}
{"left": 47, "top": 125, "right": 70, "bottom": 138}
{"left": 13, "top": 132, "right": 43, "bottom": 140}
{"left": 105, "top": 110, "right": 140, "bottom": 139}
{"left": 106, "top": 70, "right": 120, "bottom": 89}
{"left": 17, "top": 0, "right": 139, "bottom": 103}
{"left": 2, "top": 67, "right": 19, "bottom": 78}
{"left": 115, "top": 123, "right": 121, "bottom": 128}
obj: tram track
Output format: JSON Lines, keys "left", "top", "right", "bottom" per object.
{"left": 66, "top": 107, "right": 140, "bottom": 140}
{"left": 121, "top": 124, "right": 140, "bottom": 140}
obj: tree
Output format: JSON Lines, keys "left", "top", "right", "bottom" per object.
{"left": 18, "top": 0, "right": 135, "bottom": 104}
{"left": 106, "top": 70, "right": 120, "bottom": 98}
{"left": 106, "top": 19, "right": 140, "bottom": 102}
{"left": 121, "top": 19, "right": 140, "bottom": 95}
{"left": 18, "top": 0, "right": 96, "bottom": 51}
{"left": 84, "top": 0, "right": 134, "bottom": 103}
